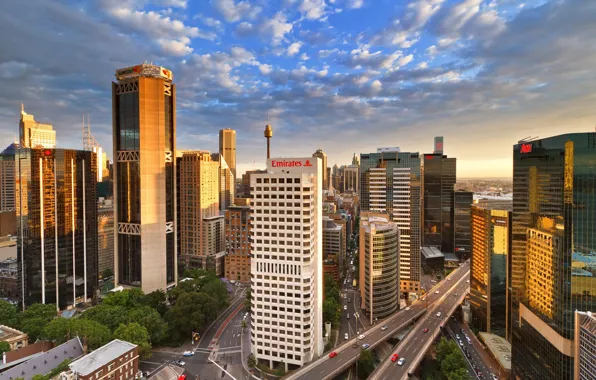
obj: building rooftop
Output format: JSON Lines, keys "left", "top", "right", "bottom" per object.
{"left": 69, "top": 339, "right": 137, "bottom": 376}
{"left": 421, "top": 246, "right": 445, "bottom": 259}
{"left": 478, "top": 332, "right": 511, "bottom": 371}
{"left": 0, "top": 326, "right": 26, "bottom": 342}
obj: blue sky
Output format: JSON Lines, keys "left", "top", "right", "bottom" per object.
{"left": 0, "top": 0, "right": 595, "bottom": 177}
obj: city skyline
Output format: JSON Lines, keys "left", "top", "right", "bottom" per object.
{"left": 1, "top": 0, "right": 594, "bottom": 178}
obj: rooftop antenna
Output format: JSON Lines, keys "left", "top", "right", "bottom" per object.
{"left": 83, "top": 114, "right": 100, "bottom": 151}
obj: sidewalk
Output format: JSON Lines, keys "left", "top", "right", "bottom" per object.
{"left": 460, "top": 323, "right": 504, "bottom": 379}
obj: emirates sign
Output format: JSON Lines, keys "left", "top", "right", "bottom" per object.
{"left": 271, "top": 160, "right": 313, "bottom": 168}
{"left": 520, "top": 143, "right": 533, "bottom": 154}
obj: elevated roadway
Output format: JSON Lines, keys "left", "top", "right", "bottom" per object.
{"left": 283, "top": 262, "right": 470, "bottom": 380}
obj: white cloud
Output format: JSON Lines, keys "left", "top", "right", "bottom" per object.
{"left": 287, "top": 41, "right": 303, "bottom": 56}
{"left": 319, "top": 48, "right": 339, "bottom": 58}
{"left": 346, "top": 0, "right": 364, "bottom": 9}
{"left": 347, "top": 48, "right": 410, "bottom": 70}
{"left": 154, "top": 0, "right": 187, "bottom": 7}
{"left": 259, "top": 64, "right": 273, "bottom": 74}
{"left": 298, "top": 0, "right": 328, "bottom": 20}
{"left": 213, "top": 0, "right": 262, "bottom": 22}
{"left": 259, "top": 12, "right": 294, "bottom": 45}
{"left": 158, "top": 37, "right": 194, "bottom": 56}
{"left": 300, "top": 53, "right": 310, "bottom": 60}
{"left": 417, "top": 61, "right": 429, "bottom": 69}
{"left": 371, "top": 79, "right": 382, "bottom": 92}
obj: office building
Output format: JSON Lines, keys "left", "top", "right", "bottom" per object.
{"left": 211, "top": 153, "right": 235, "bottom": 212}
{"left": 219, "top": 129, "right": 236, "bottom": 179}
{"left": 313, "top": 149, "right": 328, "bottom": 190}
{"left": 0, "top": 257, "right": 18, "bottom": 299}
{"left": 112, "top": 63, "right": 177, "bottom": 293}
{"left": 0, "top": 144, "right": 16, "bottom": 212}
{"left": 343, "top": 165, "right": 358, "bottom": 193}
{"left": 179, "top": 151, "right": 225, "bottom": 275}
{"left": 240, "top": 169, "right": 266, "bottom": 198}
{"left": 16, "top": 148, "right": 98, "bottom": 310}
{"left": 574, "top": 311, "right": 596, "bottom": 380}
{"left": 0, "top": 325, "right": 28, "bottom": 350}
{"left": 19, "top": 105, "right": 56, "bottom": 149}
{"left": 250, "top": 157, "right": 323, "bottom": 370}
{"left": 224, "top": 198, "right": 251, "bottom": 282}
{"left": 359, "top": 212, "right": 400, "bottom": 323}
{"left": 422, "top": 152, "right": 456, "bottom": 253}
{"left": 360, "top": 148, "right": 421, "bottom": 296}
{"left": 323, "top": 216, "right": 346, "bottom": 281}
{"left": 98, "top": 202, "right": 114, "bottom": 277}
{"left": 470, "top": 205, "right": 511, "bottom": 338}
{"left": 454, "top": 190, "right": 473, "bottom": 260}
{"left": 511, "top": 134, "right": 596, "bottom": 380}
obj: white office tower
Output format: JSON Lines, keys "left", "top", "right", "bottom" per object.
{"left": 250, "top": 157, "right": 323, "bottom": 371}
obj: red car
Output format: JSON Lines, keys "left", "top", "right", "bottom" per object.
{"left": 329, "top": 351, "right": 338, "bottom": 358}
{"left": 423, "top": 328, "right": 429, "bottom": 333}
{"left": 391, "top": 353, "right": 399, "bottom": 362}
{"left": 178, "top": 376, "right": 187, "bottom": 380}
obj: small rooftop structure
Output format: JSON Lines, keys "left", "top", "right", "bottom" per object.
{"left": 69, "top": 339, "right": 137, "bottom": 376}
{"left": 478, "top": 332, "right": 511, "bottom": 372}
{"left": 421, "top": 247, "right": 444, "bottom": 260}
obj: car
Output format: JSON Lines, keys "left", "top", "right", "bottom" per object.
{"left": 358, "top": 334, "right": 365, "bottom": 340}
{"left": 436, "top": 312, "right": 442, "bottom": 317}
{"left": 456, "top": 334, "right": 460, "bottom": 340}
{"left": 348, "top": 298, "right": 351, "bottom": 303}
{"left": 381, "top": 325, "right": 388, "bottom": 331}
{"left": 397, "top": 357, "right": 406, "bottom": 366}
{"left": 391, "top": 353, "right": 399, "bottom": 362}
{"left": 491, "top": 374, "right": 498, "bottom": 380}
{"left": 422, "top": 328, "right": 429, "bottom": 333}
{"left": 362, "top": 344, "right": 370, "bottom": 349}
{"left": 178, "top": 376, "right": 187, "bottom": 380}
{"left": 176, "top": 360, "right": 185, "bottom": 366}
{"left": 435, "top": 290, "right": 440, "bottom": 294}
{"left": 458, "top": 340, "right": 463, "bottom": 347}
{"left": 344, "top": 305, "right": 348, "bottom": 310}
{"left": 467, "top": 337, "right": 472, "bottom": 344}
{"left": 466, "top": 280, "right": 470, "bottom": 283}
{"left": 347, "top": 313, "right": 350, "bottom": 319}
{"left": 183, "top": 351, "right": 194, "bottom": 357}
{"left": 405, "top": 307, "right": 411, "bottom": 311}
{"left": 345, "top": 333, "right": 349, "bottom": 340}
{"left": 461, "top": 328, "right": 465, "bottom": 334}
{"left": 329, "top": 351, "right": 338, "bottom": 358}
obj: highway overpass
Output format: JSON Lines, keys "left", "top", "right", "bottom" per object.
{"left": 283, "top": 262, "right": 470, "bottom": 380}
{"left": 369, "top": 268, "right": 470, "bottom": 380}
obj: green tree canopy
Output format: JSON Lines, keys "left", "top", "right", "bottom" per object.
{"left": 244, "top": 289, "right": 251, "bottom": 312}
{"left": 103, "top": 288, "right": 145, "bottom": 308}
{"left": 166, "top": 292, "right": 218, "bottom": 341}
{"left": 82, "top": 304, "right": 128, "bottom": 331}
{"left": 357, "top": 349, "right": 375, "bottom": 379}
{"left": 0, "top": 300, "right": 18, "bottom": 328}
{"left": 441, "top": 351, "right": 467, "bottom": 376}
{"left": 436, "top": 337, "right": 455, "bottom": 363}
{"left": 200, "top": 280, "right": 230, "bottom": 310}
{"left": 22, "top": 303, "right": 56, "bottom": 323}
{"left": 142, "top": 290, "right": 168, "bottom": 316}
{"left": 114, "top": 322, "right": 151, "bottom": 358}
{"left": 42, "top": 318, "right": 111, "bottom": 350}
{"left": 323, "top": 298, "right": 340, "bottom": 327}
{"left": 447, "top": 367, "right": 470, "bottom": 380}
{"left": 0, "top": 341, "right": 11, "bottom": 355}
{"left": 41, "top": 317, "right": 72, "bottom": 344}
{"left": 20, "top": 317, "right": 48, "bottom": 342}
{"left": 127, "top": 306, "right": 167, "bottom": 344}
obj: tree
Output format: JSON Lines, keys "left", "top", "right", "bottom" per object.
{"left": 166, "top": 292, "right": 217, "bottom": 341}
{"left": 447, "top": 368, "right": 470, "bottom": 380}
{"left": 241, "top": 320, "right": 247, "bottom": 330}
{"left": 20, "top": 317, "right": 48, "bottom": 342}
{"left": 244, "top": 289, "right": 252, "bottom": 313}
{"left": 102, "top": 268, "right": 114, "bottom": 279}
{"left": 0, "top": 341, "right": 10, "bottom": 355}
{"left": 31, "top": 375, "right": 47, "bottom": 380}
{"left": 435, "top": 337, "right": 454, "bottom": 363}
{"left": 22, "top": 303, "right": 56, "bottom": 322}
{"left": 114, "top": 322, "right": 152, "bottom": 358}
{"left": 71, "top": 319, "right": 112, "bottom": 350}
{"left": 41, "top": 317, "right": 72, "bottom": 344}
{"left": 323, "top": 298, "right": 340, "bottom": 327}
{"left": 127, "top": 306, "right": 168, "bottom": 344}
{"left": 142, "top": 290, "right": 168, "bottom": 316}
{"left": 82, "top": 304, "right": 128, "bottom": 331}
{"left": 357, "top": 349, "right": 375, "bottom": 379}
{"left": 200, "top": 279, "right": 230, "bottom": 311}
{"left": 441, "top": 352, "right": 467, "bottom": 376}
{"left": 0, "top": 300, "right": 18, "bottom": 328}
{"left": 247, "top": 353, "right": 256, "bottom": 368}
{"left": 103, "top": 288, "right": 144, "bottom": 308}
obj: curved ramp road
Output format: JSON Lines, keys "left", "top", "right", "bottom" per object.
{"left": 283, "top": 263, "right": 470, "bottom": 380}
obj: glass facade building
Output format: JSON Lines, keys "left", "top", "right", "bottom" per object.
{"left": 112, "top": 64, "right": 177, "bottom": 293}
{"left": 470, "top": 205, "right": 511, "bottom": 338}
{"left": 454, "top": 190, "right": 473, "bottom": 260}
{"left": 360, "top": 150, "right": 421, "bottom": 296}
{"left": 16, "top": 148, "right": 98, "bottom": 310}
{"left": 511, "top": 133, "right": 596, "bottom": 380}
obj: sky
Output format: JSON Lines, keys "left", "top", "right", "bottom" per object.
{"left": 0, "top": 0, "right": 594, "bottom": 178}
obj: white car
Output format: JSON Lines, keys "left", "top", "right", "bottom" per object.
{"left": 358, "top": 334, "right": 365, "bottom": 340}
{"left": 176, "top": 360, "right": 185, "bottom": 366}
{"left": 435, "top": 290, "right": 440, "bottom": 294}
{"left": 397, "top": 357, "right": 406, "bottom": 366}
{"left": 405, "top": 307, "right": 411, "bottom": 311}
{"left": 182, "top": 351, "right": 194, "bottom": 357}
{"left": 381, "top": 325, "right": 388, "bottom": 331}
{"left": 344, "top": 333, "right": 349, "bottom": 340}
{"left": 344, "top": 305, "right": 348, "bottom": 310}
{"left": 436, "top": 312, "right": 442, "bottom": 317}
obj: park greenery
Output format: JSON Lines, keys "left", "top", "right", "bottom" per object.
{"left": 323, "top": 274, "right": 342, "bottom": 330}
{"left": 0, "top": 268, "right": 230, "bottom": 361}
{"left": 357, "top": 348, "right": 375, "bottom": 379}
{"left": 434, "top": 337, "right": 470, "bottom": 380}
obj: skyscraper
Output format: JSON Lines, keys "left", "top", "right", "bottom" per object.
{"left": 313, "top": 149, "right": 328, "bottom": 190}
{"left": 98, "top": 202, "right": 114, "bottom": 278}
{"left": 250, "top": 157, "right": 323, "bottom": 370}
{"left": 453, "top": 190, "right": 473, "bottom": 259}
{"left": 16, "top": 148, "right": 98, "bottom": 310}
{"left": 219, "top": 129, "right": 236, "bottom": 180}
{"left": 359, "top": 212, "right": 400, "bottom": 324}
{"left": 179, "top": 151, "right": 225, "bottom": 275}
{"left": 0, "top": 143, "right": 17, "bottom": 212}
{"left": 470, "top": 204, "right": 511, "bottom": 338}
{"left": 511, "top": 134, "right": 596, "bottom": 379}
{"left": 343, "top": 165, "right": 358, "bottom": 193}
{"left": 19, "top": 105, "right": 56, "bottom": 149}
{"left": 574, "top": 311, "right": 596, "bottom": 379}
{"left": 224, "top": 198, "right": 251, "bottom": 282}
{"left": 112, "top": 63, "right": 177, "bottom": 293}
{"left": 360, "top": 148, "right": 421, "bottom": 297}
{"left": 211, "top": 153, "right": 235, "bottom": 212}
{"left": 422, "top": 153, "right": 456, "bottom": 253}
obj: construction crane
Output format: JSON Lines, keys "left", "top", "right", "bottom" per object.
{"left": 82, "top": 114, "right": 100, "bottom": 151}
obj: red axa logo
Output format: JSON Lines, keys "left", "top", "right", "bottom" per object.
{"left": 272, "top": 160, "right": 303, "bottom": 168}
{"left": 520, "top": 143, "right": 533, "bottom": 154}
{"left": 304, "top": 160, "right": 313, "bottom": 167}
{"left": 133, "top": 65, "right": 142, "bottom": 73}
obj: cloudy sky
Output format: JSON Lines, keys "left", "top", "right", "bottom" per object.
{"left": 0, "top": 0, "right": 594, "bottom": 178}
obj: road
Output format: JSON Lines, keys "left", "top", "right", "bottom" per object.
{"left": 338, "top": 264, "right": 369, "bottom": 347}
{"left": 369, "top": 264, "right": 470, "bottom": 380}
{"left": 444, "top": 318, "right": 491, "bottom": 379}
{"left": 283, "top": 262, "right": 470, "bottom": 380}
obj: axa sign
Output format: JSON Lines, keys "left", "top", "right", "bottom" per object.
{"left": 520, "top": 143, "right": 533, "bottom": 154}
{"left": 271, "top": 159, "right": 313, "bottom": 168}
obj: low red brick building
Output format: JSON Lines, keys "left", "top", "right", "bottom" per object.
{"left": 68, "top": 339, "right": 139, "bottom": 380}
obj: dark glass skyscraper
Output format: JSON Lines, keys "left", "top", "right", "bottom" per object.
{"left": 112, "top": 64, "right": 177, "bottom": 293}
{"left": 16, "top": 148, "right": 98, "bottom": 310}
{"left": 422, "top": 154, "right": 456, "bottom": 253}
{"left": 511, "top": 133, "right": 596, "bottom": 379}
{"left": 453, "top": 190, "right": 473, "bottom": 260}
